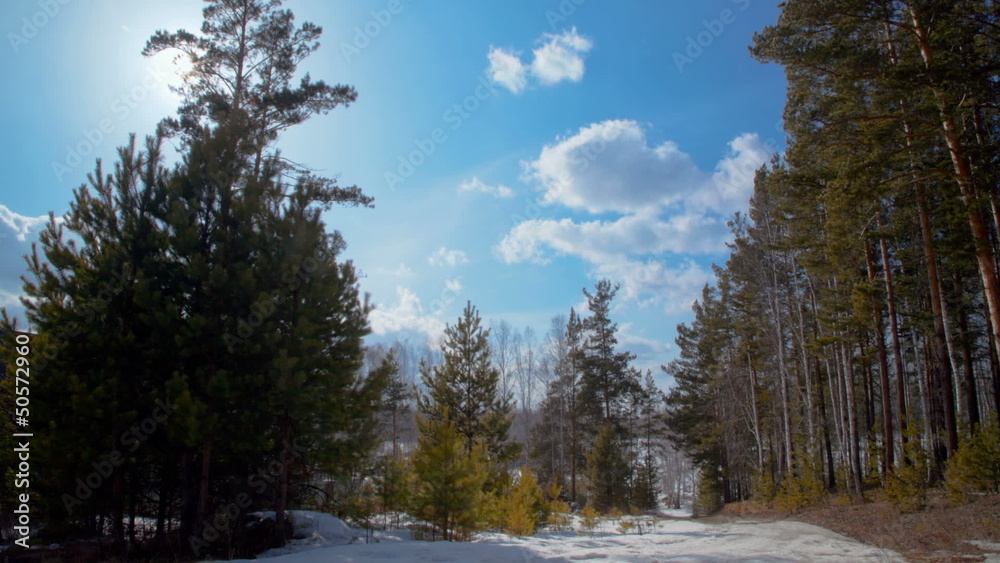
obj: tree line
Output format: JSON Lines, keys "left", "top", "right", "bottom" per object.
{"left": 357, "top": 282, "right": 673, "bottom": 542}
{"left": 665, "top": 0, "right": 1000, "bottom": 513}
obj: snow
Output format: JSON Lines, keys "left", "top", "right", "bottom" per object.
{"left": 226, "top": 510, "right": 903, "bottom": 562}
{"left": 248, "top": 511, "right": 359, "bottom": 558}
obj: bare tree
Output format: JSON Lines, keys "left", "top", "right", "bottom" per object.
{"left": 490, "top": 319, "right": 516, "bottom": 405}
{"left": 514, "top": 326, "right": 540, "bottom": 461}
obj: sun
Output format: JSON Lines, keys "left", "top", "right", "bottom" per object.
{"left": 148, "top": 50, "right": 196, "bottom": 90}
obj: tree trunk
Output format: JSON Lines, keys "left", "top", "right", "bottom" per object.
{"left": 988, "top": 317, "right": 1000, "bottom": 417}
{"left": 908, "top": 6, "right": 998, "bottom": 447}
{"left": 865, "top": 239, "right": 894, "bottom": 472}
{"left": 197, "top": 437, "right": 213, "bottom": 529}
{"left": 916, "top": 185, "right": 958, "bottom": 455}
{"left": 275, "top": 413, "right": 293, "bottom": 544}
{"left": 770, "top": 290, "right": 794, "bottom": 474}
{"left": 878, "top": 229, "right": 908, "bottom": 461}
{"left": 954, "top": 273, "right": 981, "bottom": 428}
{"left": 748, "top": 353, "right": 765, "bottom": 475}
{"left": 839, "top": 341, "right": 862, "bottom": 496}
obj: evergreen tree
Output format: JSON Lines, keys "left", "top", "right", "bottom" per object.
{"left": 0, "top": 0, "right": 381, "bottom": 554}
{"left": 410, "top": 405, "right": 489, "bottom": 541}
{"left": 4, "top": 136, "right": 174, "bottom": 545}
{"left": 497, "top": 466, "right": 545, "bottom": 536}
{"left": 418, "top": 301, "right": 518, "bottom": 469}
{"left": 576, "top": 280, "right": 640, "bottom": 510}
{"left": 632, "top": 371, "right": 663, "bottom": 511}
{"left": 528, "top": 311, "right": 587, "bottom": 503}
{"left": 143, "top": 0, "right": 363, "bottom": 187}
{"left": 373, "top": 455, "right": 411, "bottom": 530}
{"left": 586, "top": 422, "right": 632, "bottom": 513}
{"left": 579, "top": 280, "right": 639, "bottom": 425}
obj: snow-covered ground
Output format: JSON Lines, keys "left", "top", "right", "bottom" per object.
{"left": 229, "top": 510, "right": 903, "bottom": 562}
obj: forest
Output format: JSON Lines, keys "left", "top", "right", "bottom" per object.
{"left": 667, "top": 0, "right": 1000, "bottom": 514}
{"left": 1, "top": 0, "right": 999, "bottom": 561}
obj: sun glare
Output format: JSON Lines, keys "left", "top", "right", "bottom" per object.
{"left": 148, "top": 50, "right": 194, "bottom": 90}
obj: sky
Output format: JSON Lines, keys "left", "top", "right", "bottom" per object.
{"left": 0, "top": 0, "right": 787, "bottom": 388}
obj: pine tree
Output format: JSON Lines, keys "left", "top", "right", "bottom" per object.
{"left": 631, "top": 371, "right": 662, "bottom": 511}
{"left": 142, "top": 0, "right": 362, "bottom": 185}
{"left": 410, "top": 405, "right": 489, "bottom": 541}
{"left": 579, "top": 280, "right": 639, "bottom": 425}
{"left": 586, "top": 422, "right": 632, "bottom": 513}
{"left": 374, "top": 455, "right": 411, "bottom": 530}
{"left": 4, "top": 136, "right": 174, "bottom": 545}
{"left": 528, "top": 312, "right": 588, "bottom": 502}
{"left": 498, "top": 466, "right": 545, "bottom": 536}
{"left": 418, "top": 301, "right": 518, "bottom": 471}
{"left": 576, "top": 280, "right": 640, "bottom": 511}
{"left": 0, "top": 0, "right": 380, "bottom": 553}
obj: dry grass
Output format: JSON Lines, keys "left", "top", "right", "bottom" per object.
{"left": 715, "top": 492, "right": 1000, "bottom": 561}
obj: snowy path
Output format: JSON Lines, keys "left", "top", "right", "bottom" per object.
{"left": 232, "top": 512, "right": 902, "bottom": 562}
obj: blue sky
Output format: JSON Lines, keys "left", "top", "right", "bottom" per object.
{"left": 0, "top": 0, "right": 786, "bottom": 388}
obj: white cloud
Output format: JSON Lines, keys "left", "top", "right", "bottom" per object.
{"left": 487, "top": 46, "right": 528, "bottom": 94}
{"left": 488, "top": 28, "right": 593, "bottom": 94}
{"left": 458, "top": 177, "right": 514, "bottom": 199}
{"left": 0, "top": 205, "right": 50, "bottom": 242}
{"left": 428, "top": 246, "right": 469, "bottom": 268}
{"left": 445, "top": 277, "right": 464, "bottom": 293}
{"left": 592, "top": 257, "right": 714, "bottom": 314}
{"left": 522, "top": 120, "right": 772, "bottom": 215}
{"left": 497, "top": 216, "right": 717, "bottom": 313}
{"left": 531, "top": 28, "right": 593, "bottom": 86}
{"left": 374, "top": 262, "right": 416, "bottom": 279}
{"left": 497, "top": 121, "right": 773, "bottom": 314}
{"left": 618, "top": 322, "right": 670, "bottom": 353}
{"left": 0, "top": 288, "right": 23, "bottom": 308}
{"left": 0, "top": 206, "right": 55, "bottom": 321}
{"left": 692, "top": 134, "right": 774, "bottom": 214}
{"left": 369, "top": 286, "right": 448, "bottom": 345}
{"left": 495, "top": 211, "right": 729, "bottom": 265}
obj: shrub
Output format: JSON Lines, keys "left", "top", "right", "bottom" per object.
{"left": 693, "top": 467, "right": 723, "bottom": 516}
{"left": 775, "top": 473, "right": 824, "bottom": 513}
{"left": 488, "top": 466, "right": 545, "bottom": 536}
{"left": 752, "top": 468, "right": 777, "bottom": 503}
{"left": 945, "top": 416, "right": 1000, "bottom": 504}
{"left": 546, "top": 499, "right": 573, "bottom": 531}
{"left": 882, "top": 424, "right": 929, "bottom": 512}
{"left": 775, "top": 459, "right": 823, "bottom": 513}
{"left": 616, "top": 517, "right": 635, "bottom": 535}
{"left": 544, "top": 482, "right": 572, "bottom": 532}
{"left": 579, "top": 505, "right": 600, "bottom": 537}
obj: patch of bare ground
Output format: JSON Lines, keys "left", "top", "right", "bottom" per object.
{"left": 713, "top": 492, "right": 1000, "bottom": 561}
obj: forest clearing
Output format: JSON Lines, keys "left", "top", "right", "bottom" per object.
{"left": 2, "top": 0, "right": 1000, "bottom": 561}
